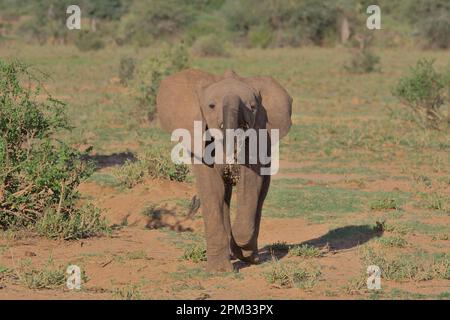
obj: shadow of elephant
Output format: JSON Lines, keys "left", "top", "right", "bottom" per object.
{"left": 234, "top": 223, "right": 384, "bottom": 270}
{"left": 82, "top": 152, "right": 136, "bottom": 169}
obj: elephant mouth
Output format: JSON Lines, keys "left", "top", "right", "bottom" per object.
{"left": 221, "top": 121, "right": 250, "bottom": 186}
{"left": 223, "top": 164, "right": 240, "bottom": 186}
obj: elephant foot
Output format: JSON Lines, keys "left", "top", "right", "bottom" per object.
{"left": 231, "top": 243, "right": 259, "bottom": 264}
{"left": 206, "top": 256, "right": 234, "bottom": 273}
{"left": 238, "top": 252, "right": 260, "bottom": 264}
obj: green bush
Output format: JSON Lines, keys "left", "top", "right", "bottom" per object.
{"left": 248, "top": 24, "right": 273, "bottom": 49}
{"left": 135, "top": 44, "right": 189, "bottom": 121}
{"left": 345, "top": 49, "right": 381, "bottom": 74}
{"left": 191, "top": 35, "right": 229, "bottom": 57}
{"left": 112, "top": 146, "right": 189, "bottom": 188}
{"left": 74, "top": 30, "right": 105, "bottom": 51}
{"left": 0, "top": 59, "right": 109, "bottom": 238}
{"left": 406, "top": 0, "right": 450, "bottom": 49}
{"left": 119, "top": 56, "right": 136, "bottom": 86}
{"left": 119, "top": 0, "right": 194, "bottom": 46}
{"left": 420, "top": 17, "right": 450, "bottom": 49}
{"left": 287, "top": 0, "right": 339, "bottom": 46}
{"left": 36, "top": 204, "right": 109, "bottom": 240}
{"left": 393, "top": 59, "right": 447, "bottom": 129}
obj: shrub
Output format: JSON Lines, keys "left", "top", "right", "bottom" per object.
{"left": 345, "top": 34, "right": 381, "bottom": 74}
{"left": 0, "top": 59, "right": 109, "bottom": 238}
{"left": 420, "top": 17, "right": 450, "bottom": 49}
{"left": 287, "top": 0, "right": 339, "bottom": 46}
{"left": 36, "top": 204, "right": 109, "bottom": 240}
{"left": 345, "top": 49, "right": 381, "bottom": 74}
{"left": 393, "top": 59, "right": 447, "bottom": 129}
{"left": 74, "top": 30, "right": 105, "bottom": 51}
{"left": 119, "top": 0, "right": 194, "bottom": 46}
{"left": 248, "top": 24, "right": 273, "bottom": 49}
{"left": 119, "top": 56, "right": 136, "bottom": 86}
{"left": 191, "top": 35, "right": 229, "bottom": 57}
{"left": 135, "top": 44, "right": 189, "bottom": 121}
{"left": 406, "top": 0, "right": 450, "bottom": 49}
{"left": 112, "top": 146, "right": 189, "bottom": 188}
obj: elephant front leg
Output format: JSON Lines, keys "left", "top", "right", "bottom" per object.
{"left": 192, "top": 164, "right": 233, "bottom": 272}
{"left": 232, "top": 165, "right": 270, "bottom": 264}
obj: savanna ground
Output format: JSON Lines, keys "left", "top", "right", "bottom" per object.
{"left": 0, "top": 43, "right": 449, "bottom": 299}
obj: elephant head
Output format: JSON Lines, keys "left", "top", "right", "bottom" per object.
{"left": 156, "top": 69, "right": 292, "bottom": 161}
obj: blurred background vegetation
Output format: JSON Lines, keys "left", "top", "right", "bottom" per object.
{"left": 0, "top": 0, "right": 448, "bottom": 51}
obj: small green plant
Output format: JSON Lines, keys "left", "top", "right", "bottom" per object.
{"left": 17, "top": 257, "right": 66, "bottom": 290}
{"left": 112, "top": 283, "right": 144, "bottom": 300}
{"left": 291, "top": 266, "right": 321, "bottom": 289}
{"left": 342, "top": 274, "right": 367, "bottom": 295}
{"left": 119, "top": 56, "right": 136, "bottom": 86}
{"left": 289, "top": 244, "right": 323, "bottom": 258}
{"left": 181, "top": 244, "right": 207, "bottom": 263}
{"left": 264, "top": 262, "right": 292, "bottom": 288}
{"left": 135, "top": 44, "right": 189, "bottom": 121}
{"left": 345, "top": 49, "right": 380, "bottom": 74}
{"left": 264, "top": 261, "right": 321, "bottom": 289}
{"left": 420, "top": 192, "right": 450, "bottom": 213}
{"left": 377, "top": 236, "right": 408, "bottom": 248}
{"left": 393, "top": 59, "right": 447, "bottom": 129}
{"left": 370, "top": 197, "right": 401, "bottom": 211}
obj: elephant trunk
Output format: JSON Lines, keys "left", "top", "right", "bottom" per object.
{"left": 222, "top": 94, "right": 240, "bottom": 130}
{"left": 222, "top": 95, "right": 240, "bottom": 162}
{"left": 221, "top": 95, "right": 241, "bottom": 185}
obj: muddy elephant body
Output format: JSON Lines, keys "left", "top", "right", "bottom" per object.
{"left": 157, "top": 69, "right": 292, "bottom": 271}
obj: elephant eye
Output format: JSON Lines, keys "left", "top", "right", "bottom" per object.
{"left": 208, "top": 102, "right": 215, "bottom": 109}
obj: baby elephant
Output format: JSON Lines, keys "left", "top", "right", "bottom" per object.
{"left": 156, "top": 69, "right": 292, "bottom": 272}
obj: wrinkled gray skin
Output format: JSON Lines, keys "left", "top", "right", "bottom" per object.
{"left": 157, "top": 69, "right": 292, "bottom": 272}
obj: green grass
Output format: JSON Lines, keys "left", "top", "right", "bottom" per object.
{"left": 289, "top": 244, "right": 323, "bottom": 258}
{"left": 264, "top": 261, "right": 321, "bottom": 289}
{"left": 377, "top": 236, "right": 409, "bottom": 248}
{"left": 264, "top": 180, "right": 409, "bottom": 222}
{"left": 16, "top": 258, "right": 66, "bottom": 290}
{"left": 370, "top": 197, "right": 402, "bottom": 211}
{"left": 112, "top": 283, "right": 144, "bottom": 300}
{"left": 360, "top": 247, "right": 449, "bottom": 281}
{"left": 169, "top": 266, "right": 241, "bottom": 281}
{"left": 181, "top": 244, "right": 207, "bottom": 263}
{"left": 384, "top": 220, "right": 450, "bottom": 237}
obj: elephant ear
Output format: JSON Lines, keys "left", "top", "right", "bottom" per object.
{"left": 156, "top": 69, "right": 217, "bottom": 157}
{"left": 245, "top": 76, "right": 292, "bottom": 139}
